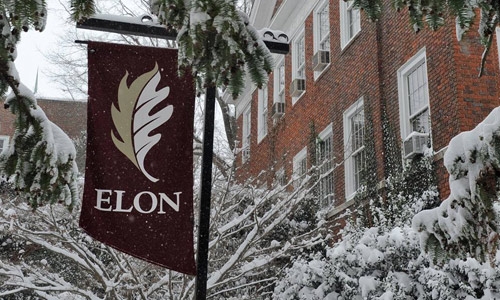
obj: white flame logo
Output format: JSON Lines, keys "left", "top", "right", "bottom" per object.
{"left": 111, "top": 63, "right": 172, "bottom": 182}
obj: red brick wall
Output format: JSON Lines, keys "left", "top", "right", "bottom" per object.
{"left": 0, "top": 103, "right": 16, "bottom": 137}
{"left": 38, "top": 99, "right": 87, "bottom": 139}
{"left": 0, "top": 98, "right": 87, "bottom": 140}
{"left": 236, "top": 1, "right": 500, "bottom": 210}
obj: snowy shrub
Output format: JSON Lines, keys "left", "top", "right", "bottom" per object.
{"left": 273, "top": 255, "right": 327, "bottom": 300}
{"left": 418, "top": 255, "right": 500, "bottom": 299}
{"left": 323, "top": 226, "right": 423, "bottom": 299}
{"left": 275, "top": 224, "right": 500, "bottom": 299}
{"left": 413, "top": 107, "right": 500, "bottom": 264}
{"left": 207, "top": 177, "right": 328, "bottom": 299}
{"left": 275, "top": 108, "right": 500, "bottom": 300}
{"left": 274, "top": 224, "right": 425, "bottom": 300}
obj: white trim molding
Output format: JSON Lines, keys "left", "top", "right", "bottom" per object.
{"left": 339, "top": 0, "right": 361, "bottom": 49}
{"left": 343, "top": 97, "right": 365, "bottom": 200}
{"left": 397, "top": 47, "right": 431, "bottom": 142}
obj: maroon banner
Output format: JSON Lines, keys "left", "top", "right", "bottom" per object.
{"left": 80, "top": 42, "right": 196, "bottom": 275}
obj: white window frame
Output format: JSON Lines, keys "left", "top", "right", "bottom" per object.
{"left": 340, "top": 0, "right": 361, "bottom": 49}
{"left": 397, "top": 48, "right": 431, "bottom": 142}
{"left": 343, "top": 97, "right": 365, "bottom": 200}
{"left": 313, "top": 0, "right": 331, "bottom": 79}
{"left": 293, "top": 31, "right": 306, "bottom": 80}
{"left": 316, "top": 124, "right": 334, "bottom": 207}
{"left": 293, "top": 147, "right": 308, "bottom": 189}
{"left": 275, "top": 167, "right": 286, "bottom": 187}
{"left": 314, "top": 0, "right": 331, "bottom": 53}
{"left": 242, "top": 106, "right": 251, "bottom": 163}
{"left": 0, "top": 136, "right": 9, "bottom": 153}
{"left": 273, "top": 59, "right": 286, "bottom": 104}
{"left": 257, "top": 86, "right": 268, "bottom": 143}
{"left": 291, "top": 29, "right": 306, "bottom": 104}
{"left": 497, "top": 27, "right": 500, "bottom": 72}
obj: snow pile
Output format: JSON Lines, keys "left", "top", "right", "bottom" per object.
{"left": 413, "top": 107, "right": 500, "bottom": 263}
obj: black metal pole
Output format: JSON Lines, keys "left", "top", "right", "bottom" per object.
{"left": 75, "top": 15, "right": 289, "bottom": 299}
{"left": 195, "top": 85, "right": 216, "bottom": 300}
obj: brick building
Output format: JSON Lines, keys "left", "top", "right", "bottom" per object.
{"left": 228, "top": 0, "right": 500, "bottom": 220}
{"left": 0, "top": 98, "right": 87, "bottom": 169}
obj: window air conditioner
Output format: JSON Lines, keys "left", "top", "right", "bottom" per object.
{"left": 289, "top": 78, "right": 305, "bottom": 97}
{"left": 272, "top": 102, "right": 285, "bottom": 118}
{"left": 312, "top": 50, "right": 330, "bottom": 72}
{"left": 403, "top": 132, "right": 429, "bottom": 159}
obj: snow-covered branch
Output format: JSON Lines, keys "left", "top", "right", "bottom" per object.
{"left": 0, "top": 1, "right": 79, "bottom": 209}
{"left": 413, "top": 107, "right": 500, "bottom": 263}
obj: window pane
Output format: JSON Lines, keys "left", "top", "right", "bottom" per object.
{"left": 296, "top": 35, "right": 305, "bottom": 78}
{"left": 242, "top": 110, "right": 251, "bottom": 161}
{"left": 244, "top": 110, "right": 251, "bottom": 146}
{"left": 347, "top": 4, "right": 360, "bottom": 39}
{"left": 407, "top": 61, "right": 428, "bottom": 115}
{"left": 411, "top": 108, "right": 429, "bottom": 133}
{"left": 317, "top": 133, "right": 334, "bottom": 206}
{"left": 353, "top": 149, "right": 365, "bottom": 190}
{"left": 275, "top": 168, "right": 286, "bottom": 187}
{"left": 351, "top": 109, "right": 365, "bottom": 151}
{"left": 319, "top": 5, "right": 330, "bottom": 50}
{"left": 259, "top": 89, "right": 268, "bottom": 138}
{"left": 300, "top": 158, "right": 307, "bottom": 175}
{"left": 276, "top": 63, "right": 285, "bottom": 103}
{"left": 349, "top": 106, "right": 365, "bottom": 191}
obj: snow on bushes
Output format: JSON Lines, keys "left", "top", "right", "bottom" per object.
{"left": 274, "top": 224, "right": 500, "bottom": 299}
{"left": 275, "top": 107, "right": 500, "bottom": 299}
{"left": 413, "top": 107, "right": 500, "bottom": 263}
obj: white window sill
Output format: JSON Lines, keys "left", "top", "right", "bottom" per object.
{"left": 314, "top": 63, "right": 331, "bottom": 81}
{"left": 341, "top": 31, "right": 361, "bottom": 52}
{"left": 326, "top": 198, "right": 355, "bottom": 219}
{"left": 291, "top": 91, "right": 306, "bottom": 106}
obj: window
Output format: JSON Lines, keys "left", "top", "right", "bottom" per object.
{"left": 294, "top": 32, "right": 306, "bottom": 80}
{"left": 275, "top": 167, "right": 287, "bottom": 187}
{"left": 242, "top": 106, "right": 251, "bottom": 162}
{"left": 398, "top": 48, "right": 431, "bottom": 141}
{"left": 343, "top": 98, "right": 365, "bottom": 199}
{"left": 340, "top": 0, "right": 361, "bottom": 49}
{"left": 274, "top": 60, "right": 286, "bottom": 104}
{"left": 293, "top": 147, "right": 308, "bottom": 189}
{"left": 316, "top": 124, "right": 334, "bottom": 207}
{"left": 257, "top": 86, "right": 268, "bottom": 142}
{"left": 0, "top": 136, "right": 9, "bottom": 153}
{"left": 313, "top": 1, "right": 331, "bottom": 77}
{"left": 314, "top": 1, "right": 330, "bottom": 52}
{"left": 291, "top": 31, "right": 306, "bottom": 103}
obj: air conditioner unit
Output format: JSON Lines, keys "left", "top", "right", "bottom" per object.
{"left": 312, "top": 50, "right": 330, "bottom": 71}
{"left": 289, "top": 78, "right": 305, "bottom": 97}
{"left": 272, "top": 102, "right": 285, "bottom": 118}
{"left": 404, "top": 133, "right": 429, "bottom": 159}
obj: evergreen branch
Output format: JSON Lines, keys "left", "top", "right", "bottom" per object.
{"left": 70, "top": 0, "right": 96, "bottom": 22}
